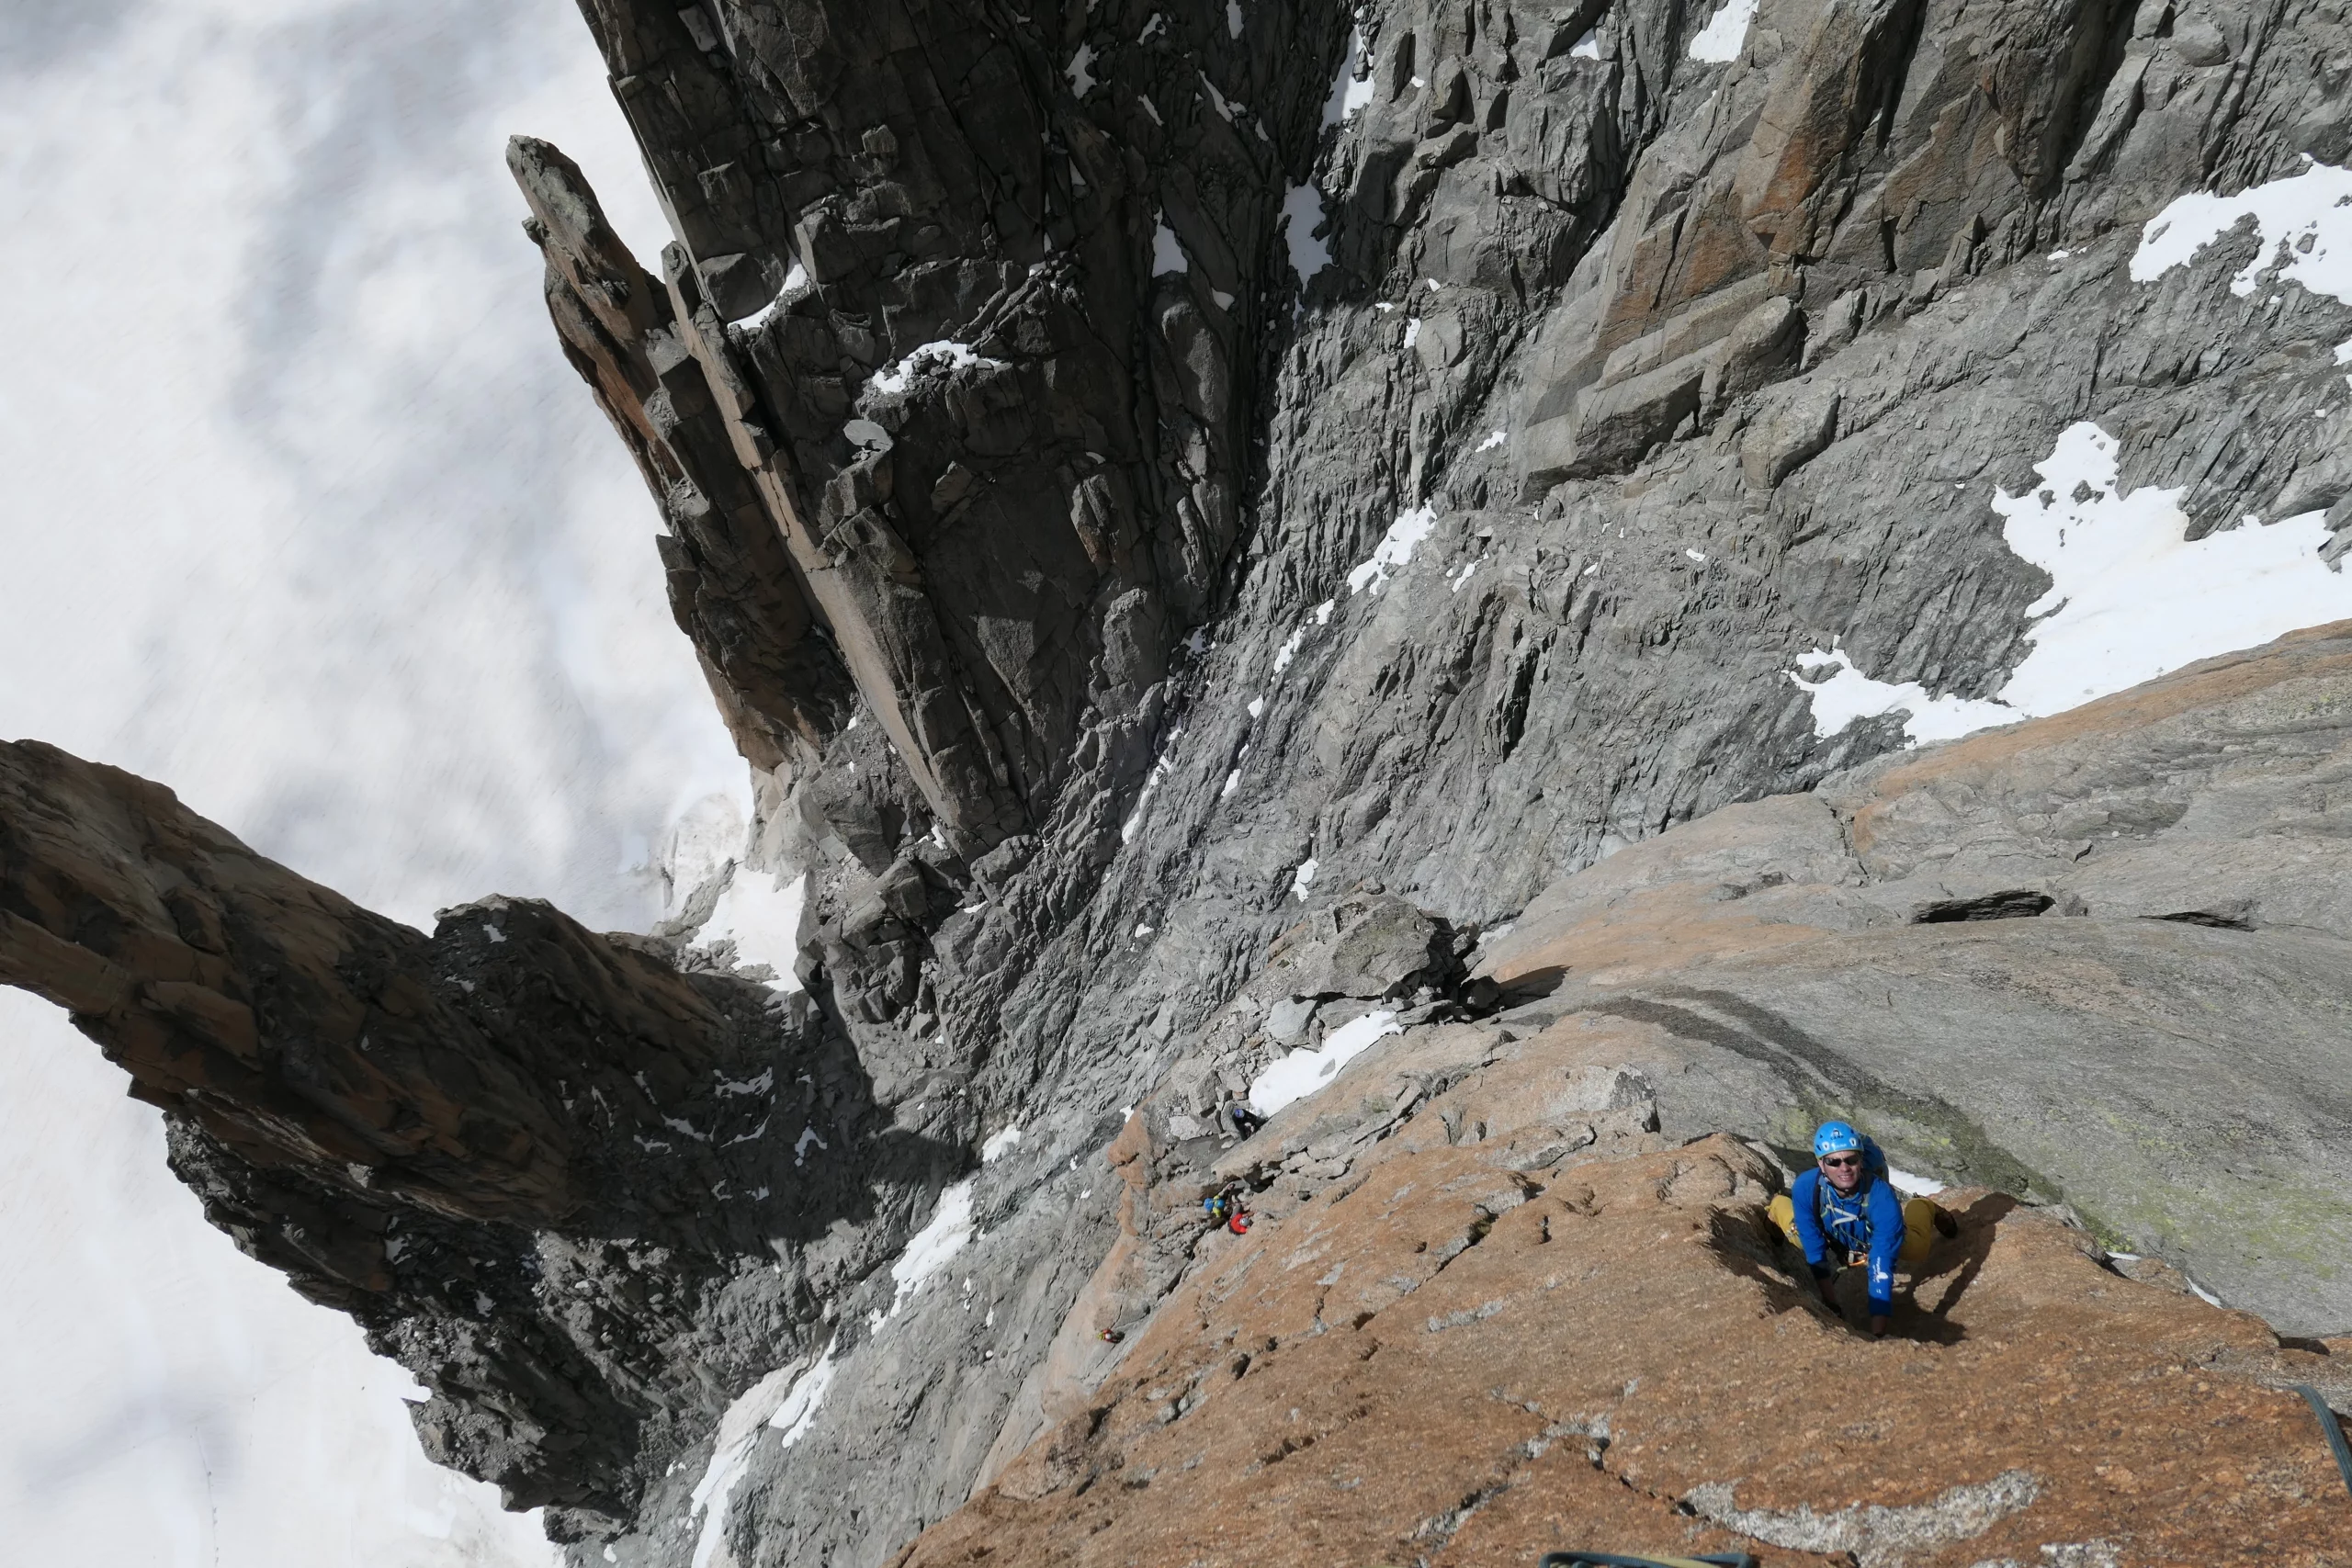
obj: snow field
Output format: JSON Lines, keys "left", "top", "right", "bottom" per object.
{"left": 1321, "top": 27, "right": 1373, "bottom": 126}
{"left": 1283, "top": 184, "right": 1333, "bottom": 285}
{"left": 889, "top": 1179, "right": 979, "bottom": 1316}
{"left": 1152, "top": 217, "right": 1189, "bottom": 276}
{"left": 1990, "top": 426, "right": 2344, "bottom": 712}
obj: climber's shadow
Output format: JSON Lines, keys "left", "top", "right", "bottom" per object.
{"left": 1902, "top": 1191, "right": 2018, "bottom": 1337}
{"left": 1748, "top": 1190, "right": 2018, "bottom": 1345}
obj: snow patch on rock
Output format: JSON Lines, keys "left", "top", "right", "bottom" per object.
{"left": 1788, "top": 423, "right": 2351, "bottom": 743}
{"left": 890, "top": 1179, "right": 978, "bottom": 1315}
{"left": 1787, "top": 649, "right": 2020, "bottom": 746}
{"left": 697, "top": 869, "right": 808, "bottom": 992}
{"left": 1347, "top": 505, "right": 1438, "bottom": 595}
{"left": 1119, "top": 726, "right": 1184, "bottom": 842}
{"left": 868, "top": 341, "right": 1001, "bottom": 398}
{"left": 1990, "top": 424, "right": 2346, "bottom": 712}
{"left": 1152, "top": 217, "right": 1189, "bottom": 275}
{"left": 1887, "top": 1167, "right": 1946, "bottom": 1197}
{"left": 689, "top": 1341, "right": 840, "bottom": 1568}
{"left": 2131, "top": 157, "right": 2352, "bottom": 303}
{"left": 1250, "top": 1010, "right": 1403, "bottom": 1116}
{"left": 1321, "top": 27, "right": 1373, "bottom": 124}
{"left": 1272, "top": 625, "right": 1309, "bottom": 674}
{"left": 1283, "top": 184, "right": 1332, "bottom": 285}
{"left": 1687, "top": 0, "right": 1757, "bottom": 62}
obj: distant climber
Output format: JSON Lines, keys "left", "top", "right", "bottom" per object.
{"left": 1222, "top": 1101, "right": 1264, "bottom": 1141}
{"left": 1768, "top": 1121, "right": 1955, "bottom": 1337}
{"left": 1203, "top": 1182, "right": 1253, "bottom": 1235}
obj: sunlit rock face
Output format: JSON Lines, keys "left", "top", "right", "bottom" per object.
{"left": 7, "top": 0, "right": 2352, "bottom": 1563}
{"left": 503, "top": 0, "right": 2352, "bottom": 1556}
{"left": 899, "top": 1133, "right": 2351, "bottom": 1568}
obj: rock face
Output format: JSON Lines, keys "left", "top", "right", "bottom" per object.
{"left": 0, "top": 739, "right": 968, "bottom": 1533}
{"left": 503, "top": 2, "right": 2346, "bottom": 1551}
{"left": 519, "top": 0, "right": 1353, "bottom": 847}
{"left": 900, "top": 1133, "right": 2352, "bottom": 1568}
{"left": 1470, "top": 625, "right": 2352, "bottom": 1333}
{"left": 7, "top": 0, "right": 2352, "bottom": 1562}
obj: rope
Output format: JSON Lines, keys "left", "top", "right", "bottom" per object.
{"left": 2295, "top": 1382, "right": 2352, "bottom": 1502}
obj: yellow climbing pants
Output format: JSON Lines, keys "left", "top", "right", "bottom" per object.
{"left": 1767, "top": 1192, "right": 1946, "bottom": 1269}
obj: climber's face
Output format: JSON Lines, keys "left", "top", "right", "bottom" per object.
{"left": 1818, "top": 1151, "right": 1865, "bottom": 1194}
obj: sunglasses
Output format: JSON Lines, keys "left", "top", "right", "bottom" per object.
{"left": 1819, "top": 1154, "right": 1863, "bottom": 1168}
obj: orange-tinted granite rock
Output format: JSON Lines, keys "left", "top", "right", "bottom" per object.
{"left": 903, "top": 1132, "right": 2350, "bottom": 1568}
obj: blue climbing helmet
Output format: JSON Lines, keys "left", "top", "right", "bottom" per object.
{"left": 1812, "top": 1120, "right": 1864, "bottom": 1158}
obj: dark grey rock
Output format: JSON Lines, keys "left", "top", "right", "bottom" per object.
{"left": 12, "top": 0, "right": 2352, "bottom": 1561}
{"left": 522, "top": 0, "right": 2352, "bottom": 1552}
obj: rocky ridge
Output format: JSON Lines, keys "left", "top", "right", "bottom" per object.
{"left": 5, "top": 0, "right": 2352, "bottom": 1562}
{"left": 899, "top": 1132, "right": 2352, "bottom": 1568}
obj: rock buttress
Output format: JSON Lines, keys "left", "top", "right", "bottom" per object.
{"left": 524, "top": 0, "right": 1362, "bottom": 853}
{"left": 0, "top": 738, "right": 968, "bottom": 1532}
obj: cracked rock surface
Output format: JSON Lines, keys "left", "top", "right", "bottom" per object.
{"left": 896, "top": 1130, "right": 2350, "bottom": 1568}
{"left": 0, "top": 739, "right": 967, "bottom": 1531}
{"left": 8, "top": 0, "right": 2352, "bottom": 1561}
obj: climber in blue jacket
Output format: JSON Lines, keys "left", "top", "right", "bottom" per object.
{"left": 1768, "top": 1120, "right": 1954, "bottom": 1337}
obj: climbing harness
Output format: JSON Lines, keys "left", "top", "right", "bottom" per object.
{"left": 2294, "top": 1382, "right": 2352, "bottom": 1502}
{"left": 1538, "top": 1553, "right": 1757, "bottom": 1568}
